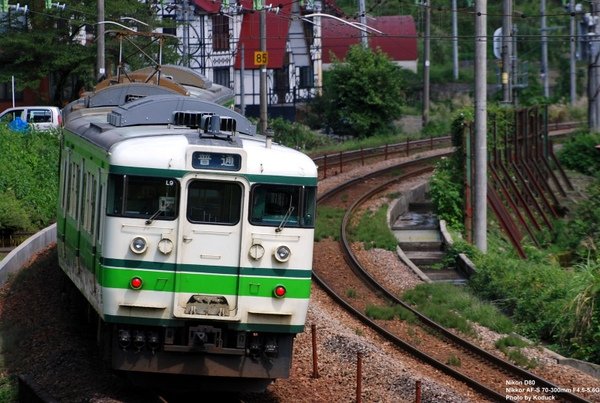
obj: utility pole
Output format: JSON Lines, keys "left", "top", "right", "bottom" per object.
{"left": 501, "top": 0, "right": 512, "bottom": 103}
{"left": 97, "top": 0, "right": 105, "bottom": 81}
{"left": 422, "top": 0, "right": 430, "bottom": 128}
{"left": 541, "top": 0, "right": 549, "bottom": 98}
{"left": 570, "top": 0, "right": 577, "bottom": 105}
{"left": 358, "top": 0, "right": 367, "bottom": 47}
{"left": 474, "top": 0, "right": 487, "bottom": 253}
{"left": 589, "top": 1, "right": 600, "bottom": 132}
{"left": 452, "top": 0, "right": 459, "bottom": 81}
{"left": 181, "top": 0, "right": 190, "bottom": 67}
{"left": 259, "top": 2, "right": 268, "bottom": 135}
{"left": 240, "top": 44, "right": 246, "bottom": 116}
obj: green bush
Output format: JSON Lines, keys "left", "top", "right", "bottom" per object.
{"left": 557, "top": 130, "right": 600, "bottom": 176}
{"left": 429, "top": 157, "right": 464, "bottom": 230}
{"left": 0, "top": 190, "right": 33, "bottom": 232}
{"left": 321, "top": 46, "right": 405, "bottom": 138}
{"left": 270, "top": 117, "right": 333, "bottom": 151}
{"left": 556, "top": 257, "right": 600, "bottom": 362}
{"left": 0, "top": 128, "right": 60, "bottom": 232}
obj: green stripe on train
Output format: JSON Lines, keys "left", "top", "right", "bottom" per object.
{"left": 101, "top": 257, "right": 311, "bottom": 278}
{"left": 100, "top": 267, "right": 311, "bottom": 298}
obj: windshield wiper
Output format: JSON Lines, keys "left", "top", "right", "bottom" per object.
{"left": 145, "top": 208, "right": 163, "bottom": 225}
{"left": 276, "top": 205, "right": 295, "bottom": 232}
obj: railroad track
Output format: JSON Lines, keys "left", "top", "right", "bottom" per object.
{"left": 313, "top": 153, "right": 592, "bottom": 402}
{"left": 0, "top": 120, "right": 586, "bottom": 401}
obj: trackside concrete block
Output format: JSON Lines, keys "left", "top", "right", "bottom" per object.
{"left": 0, "top": 224, "right": 56, "bottom": 285}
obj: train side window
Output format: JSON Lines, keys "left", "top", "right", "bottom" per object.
{"left": 60, "top": 154, "right": 69, "bottom": 212}
{"left": 106, "top": 174, "right": 179, "bottom": 220}
{"left": 302, "top": 186, "right": 317, "bottom": 227}
{"left": 68, "top": 162, "right": 79, "bottom": 219}
{"left": 80, "top": 170, "right": 87, "bottom": 230}
{"left": 187, "top": 180, "right": 242, "bottom": 225}
{"left": 90, "top": 177, "right": 97, "bottom": 235}
{"left": 250, "top": 185, "right": 316, "bottom": 228}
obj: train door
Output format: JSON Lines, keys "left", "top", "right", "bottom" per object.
{"left": 173, "top": 177, "right": 244, "bottom": 320}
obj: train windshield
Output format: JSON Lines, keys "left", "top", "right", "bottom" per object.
{"left": 250, "top": 184, "right": 316, "bottom": 228}
{"left": 187, "top": 180, "right": 242, "bottom": 225}
{"left": 106, "top": 174, "right": 179, "bottom": 220}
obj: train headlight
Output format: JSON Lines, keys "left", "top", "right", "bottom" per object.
{"left": 273, "top": 245, "right": 291, "bottom": 263}
{"left": 249, "top": 243, "right": 265, "bottom": 260}
{"left": 158, "top": 238, "right": 174, "bottom": 255}
{"left": 130, "top": 236, "right": 148, "bottom": 254}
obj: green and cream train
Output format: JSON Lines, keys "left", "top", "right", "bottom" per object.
{"left": 57, "top": 84, "right": 317, "bottom": 390}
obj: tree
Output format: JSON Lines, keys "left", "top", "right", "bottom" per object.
{"left": 322, "top": 45, "right": 406, "bottom": 138}
{"left": 0, "top": 0, "right": 167, "bottom": 106}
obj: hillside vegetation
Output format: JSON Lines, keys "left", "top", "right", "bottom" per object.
{"left": 0, "top": 128, "right": 60, "bottom": 235}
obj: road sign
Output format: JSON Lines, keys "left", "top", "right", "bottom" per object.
{"left": 254, "top": 51, "right": 268, "bottom": 66}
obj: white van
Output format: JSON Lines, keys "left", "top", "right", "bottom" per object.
{"left": 0, "top": 106, "right": 62, "bottom": 131}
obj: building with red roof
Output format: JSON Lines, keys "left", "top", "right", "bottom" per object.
{"left": 321, "top": 15, "right": 417, "bottom": 72}
{"left": 156, "top": 0, "right": 418, "bottom": 119}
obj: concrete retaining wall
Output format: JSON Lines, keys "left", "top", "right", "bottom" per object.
{"left": 387, "top": 182, "right": 430, "bottom": 227}
{"left": 0, "top": 224, "right": 56, "bottom": 285}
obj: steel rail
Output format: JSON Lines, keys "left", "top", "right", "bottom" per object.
{"left": 339, "top": 170, "right": 590, "bottom": 403}
{"left": 314, "top": 154, "right": 590, "bottom": 402}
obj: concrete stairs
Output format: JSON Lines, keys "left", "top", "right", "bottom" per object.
{"left": 392, "top": 202, "right": 466, "bottom": 284}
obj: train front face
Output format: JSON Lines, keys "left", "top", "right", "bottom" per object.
{"left": 102, "top": 131, "right": 317, "bottom": 383}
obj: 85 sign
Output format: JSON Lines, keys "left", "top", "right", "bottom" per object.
{"left": 254, "top": 51, "right": 268, "bottom": 66}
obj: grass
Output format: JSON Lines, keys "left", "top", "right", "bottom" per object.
{"left": 365, "top": 304, "right": 417, "bottom": 323}
{"left": 348, "top": 205, "right": 398, "bottom": 251}
{"left": 446, "top": 354, "right": 461, "bottom": 367}
{"left": 402, "top": 283, "right": 515, "bottom": 336}
{"left": 309, "top": 132, "right": 416, "bottom": 156}
{"left": 315, "top": 206, "right": 345, "bottom": 241}
{"left": 0, "top": 376, "right": 17, "bottom": 403}
{"left": 496, "top": 336, "right": 538, "bottom": 368}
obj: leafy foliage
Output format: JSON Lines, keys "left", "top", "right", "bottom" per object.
{"left": 466, "top": 247, "right": 600, "bottom": 359}
{"left": 0, "top": 0, "right": 173, "bottom": 105}
{"left": 556, "top": 256, "right": 600, "bottom": 362}
{"left": 556, "top": 131, "right": 600, "bottom": 177}
{"left": 429, "top": 157, "right": 464, "bottom": 230}
{"left": 321, "top": 46, "right": 406, "bottom": 138}
{"left": 270, "top": 117, "right": 333, "bottom": 150}
{"left": 0, "top": 127, "right": 60, "bottom": 232}
{"left": 0, "top": 190, "right": 33, "bottom": 232}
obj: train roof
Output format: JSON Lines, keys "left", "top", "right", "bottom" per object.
{"left": 65, "top": 93, "right": 256, "bottom": 150}
{"left": 63, "top": 93, "right": 317, "bottom": 182}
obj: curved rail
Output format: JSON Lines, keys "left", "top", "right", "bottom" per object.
{"left": 334, "top": 166, "right": 589, "bottom": 402}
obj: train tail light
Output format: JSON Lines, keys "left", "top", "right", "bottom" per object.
{"left": 273, "top": 285, "right": 286, "bottom": 298}
{"left": 130, "top": 276, "right": 143, "bottom": 290}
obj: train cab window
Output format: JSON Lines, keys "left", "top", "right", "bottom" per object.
{"left": 106, "top": 174, "right": 179, "bottom": 220}
{"left": 187, "top": 180, "right": 242, "bottom": 225}
{"left": 250, "top": 184, "right": 316, "bottom": 228}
